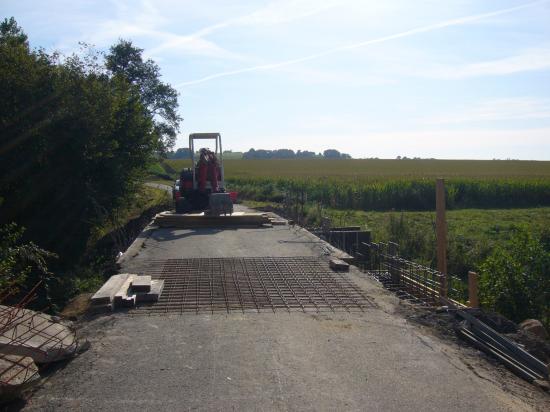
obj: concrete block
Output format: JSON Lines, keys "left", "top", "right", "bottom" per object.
{"left": 0, "top": 306, "right": 77, "bottom": 363}
{"left": 91, "top": 273, "right": 130, "bottom": 306}
{"left": 329, "top": 258, "right": 349, "bottom": 271}
{"left": 135, "top": 280, "right": 165, "bottom": 303}
{"left": 0, "top": 353, "right": 39, "bottom": 401}
{"left": 131, "top": 275, "right": 152, "bottom": 293}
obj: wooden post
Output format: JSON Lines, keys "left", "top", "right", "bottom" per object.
{"left": 468, "top": 271, "right": 479, "bottom": 308}
{"left": 436, "top": 179, "right": 447, "bottom": 299}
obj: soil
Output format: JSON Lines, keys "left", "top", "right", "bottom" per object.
{"left": 403, "top": 304, "right": 550, "bottom": 369}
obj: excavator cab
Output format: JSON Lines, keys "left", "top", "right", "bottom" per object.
{"left": 175, "top": 133, "right": 232, "bottom": 214}
{"left": 189, "top": 133, "right": 225, "bottom": 192}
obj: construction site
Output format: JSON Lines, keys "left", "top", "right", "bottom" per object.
{"left": 0, "top": 134, "right": 548, "bottom": 411}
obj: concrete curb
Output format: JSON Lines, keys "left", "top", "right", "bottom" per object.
{"left": 116, "top": 221, "right": 158, "bottom": 266}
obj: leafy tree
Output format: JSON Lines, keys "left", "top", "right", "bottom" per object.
{"left": 274, "top": 149, "right": 295, "bottom": 159}
{"left": 323, "top": 149, "right": 341, "bottom": 159}
{"left": 0, "top": 17, "right": 28, "bottom": 47}
{"left": 105, "top": 40, "right": 181, "bottom": 152}
{"left": 296, "top": 150, "right": 316, "bottom": 158}
{"left": 0, "top": 19, "right": 165, "bottom": 267}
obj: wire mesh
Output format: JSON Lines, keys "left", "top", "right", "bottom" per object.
{"left": 131, "top": 257, "right": 374, "bottom": 315}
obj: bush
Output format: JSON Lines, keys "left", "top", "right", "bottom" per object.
{"left": 0, "top": 222, "right": 56, "bottom": 303}
{"left": 479, "top": 229, "right": 550, "bottom": 328}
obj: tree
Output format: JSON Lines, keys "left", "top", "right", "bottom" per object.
{"left": 323, "top": 149, "right": 341, "bottom": 159}
{"left": 0, "top": 19, "right": 161, "bottom": 264}
{"left": 296, "top": 150, "right": 316, "bottom": 158}
{"left": 274, "top": 149, "right": 295, "bottom": 159}
{"left": 0, "top": 17, "right": 28, "bottom": 47}
{"left": 168, "top": 148, "right": 192, "bottom": 159}
{"left": 105, "top": 40, "right": 181, "bottom": 152}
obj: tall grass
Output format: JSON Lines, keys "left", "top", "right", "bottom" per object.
{"left": 227, "top": 177, "right": 550, "bottom": 211}
{"left": 158, "top": 158, "right": 550, "bottom": 211}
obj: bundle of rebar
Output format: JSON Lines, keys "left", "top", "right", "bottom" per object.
{"left": 455, "top": 310, "right": 549, "bottom": 383}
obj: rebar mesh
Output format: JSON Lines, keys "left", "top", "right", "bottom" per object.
{"left": 131, "top": 257, "right": 374, "bottom": 314}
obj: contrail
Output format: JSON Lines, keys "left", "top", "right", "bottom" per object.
{"left": 176, "top": 0, "right": 548, "bottom": 88}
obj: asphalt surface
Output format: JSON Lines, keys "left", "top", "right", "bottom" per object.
{"left": 22, "top": 206, "right": 550, "bottom": 411}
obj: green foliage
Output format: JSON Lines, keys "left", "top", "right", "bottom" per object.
{"left": 105, "top": 39, "right": 181, "bottom": 152}
{"left": 0, "top": 19, "right": 173, "bottom": 267}
{"left": 386, "top": 213, "right": 435, "bottom": 265}
{"left": 0, "top": 17, "right": 27, "bottom": 47}
{"left": 479, "top": 230, "right": 550, "bottom": 327}
{"left": 0, "top": 223, "right": 56, "bottom": 292}
{"left": 147, "top": 162, "right": 171, "bottom": 180}
{"left": 228, "top": 177, "right": 550, "bottom": 211}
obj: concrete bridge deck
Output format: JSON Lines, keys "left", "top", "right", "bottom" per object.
{"left": 22, "top": 208, "right": 549, "bottom": 411}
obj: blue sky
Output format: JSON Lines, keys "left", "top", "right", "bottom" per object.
{"left": 3, "top": 0, "right": 550, "bottom": 159}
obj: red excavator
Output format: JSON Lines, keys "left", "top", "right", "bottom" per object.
{"left": 173, "top": 133, "right": 233, "bottom": 215}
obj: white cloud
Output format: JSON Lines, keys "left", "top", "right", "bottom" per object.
{"left": 73, "top": 0, "right": 240, "bottom": 60}
{"left": 424, "top": 97, "right": 550, "bottom": 125}
{"left": 176, "top": 0, "right": 550, "bottom": 87}
{"left": 236, "top": 0, "right": 343, "bottom": 26}
{"left": 426, "top": 47, "right": 550, "bottom": 79}
{"left": 145, "top": 0, "right": 345, "bottom": 59}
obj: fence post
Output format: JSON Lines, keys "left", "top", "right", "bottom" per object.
{"left": 436, "top": 179, "right": 448, "bottom": 300}
{"left": 468, "top": 271, "right": 479, "bottom": 308}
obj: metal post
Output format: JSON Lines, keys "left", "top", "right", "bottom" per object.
{"left": 468, "top": 271, "right": 479, "bottom": 308}
{"left": 436, "top": 179, "right": 448, "bottom": 299}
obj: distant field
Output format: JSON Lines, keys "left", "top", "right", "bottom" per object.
{"left": 163, "top": 158, "right": 550, "bottom": 180}
{"left": 156, "top": 159, "right": 550, "bottom": 211}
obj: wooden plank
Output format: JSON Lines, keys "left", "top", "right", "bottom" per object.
{"left": 91, "top": 274, "right": 130, "bottom": 306}
{"left": 468, "top": 271, "right": 479, "bottom": 308}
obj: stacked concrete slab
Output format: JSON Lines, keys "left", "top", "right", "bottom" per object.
{"left": 91, "top": 274, "right": 164, "bottom": 311}
{"left": 0, "top": 306, "right": 79, "bottom": 401}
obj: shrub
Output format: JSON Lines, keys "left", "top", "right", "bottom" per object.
{"left": 479, "top": 229, "right": 550, "bottom": 328}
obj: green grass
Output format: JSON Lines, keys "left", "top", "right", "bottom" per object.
{"left": 244, "top": 201, "right": 550, "bottom": 240}
{"left": 245, "top": 199, "right": 550, "bottom": 275}
{"left": 90, "top": 185, "right": 171, "bottom": 242}
{"left": 147, "top": 178, "right": 173, "bottom": 186}
{"left": 315, "top": 207, "right": 550, "bottom": 238}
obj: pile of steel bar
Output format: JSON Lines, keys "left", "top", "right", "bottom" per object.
{"left": 130, "top": 257, "right": 375, "bottom": 315}
{"left": 455, "top": 309, "right": 549, "bottom": 383}
{"left": 154, "top": 211, "right": 272, "bottom": 228}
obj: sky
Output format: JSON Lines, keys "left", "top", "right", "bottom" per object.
{"left": 3, "top": 0, "right": 550, "bottom": 159}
